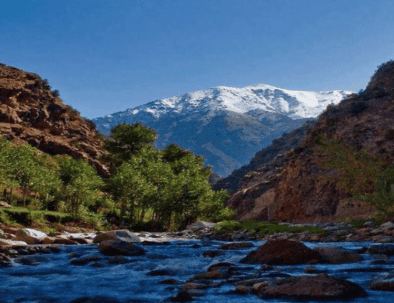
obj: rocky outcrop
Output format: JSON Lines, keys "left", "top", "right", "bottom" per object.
{"left": 93, "top": 230, "right": 141, "bottom": 244}
{"left": 0, "top": 63, "right": 108, "bottom": 175}
{"left": 253, "top": 273, "right": 368, "bottom": 300}
{"left": 313, "top": 246, "right": 363, "bottom": 264}
{"left": 228, "top": 61, "right": 394, "bottom": 223}
{"left": 214, "top": 120, "right": 316, "bottom": 194}
{"left": 98, "top": 239, "right": 145, "bottom": 256}
{"left": 240, "top": 240, "right": 322, "bottom": 265}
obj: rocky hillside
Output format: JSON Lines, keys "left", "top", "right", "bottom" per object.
{"left": 0, "top": 63, "right": 108, "bottom": 175}
{"left": 214, "top": 120, "right": 317, "bottom": 193}
{"left": 94, "top": 84, "right": 350, "bottom": 176}
{"left": 228, "top": 60, "right": 394, "bottom": 223}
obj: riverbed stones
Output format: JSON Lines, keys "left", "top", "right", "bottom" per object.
{"left": 202, "top": 250, "right": 223, "bottom": 258}
{"left": 219, "top": 242, "right": 254, "bottom": 249}
{"left": 368, "top": 244, "right": 394, "bottom": 256}
{"left": 0, "top": 239, "right": 28, "bottom": 246}
{"left": 98, "top": 239, "right": 145, "bottom": 256}
{"left": 93, "top": 230, "right": 140, "bottom": 243}
{"left": 252, "top": 273, "right": 368, "bottom": 300}
{"left": 370, "top": 271, "right": 394, "bottom": 291}
{"left": 240, "top": 239, "right": 322, "bottom": 265}
{"left": 15, "top": 228, "right": 47, "bottom": 244}
{"left": 186, "top": 221, "right": 215, "bottom": 231}
{"left": 313, "top": 246, "right": 363, "bottom": 264}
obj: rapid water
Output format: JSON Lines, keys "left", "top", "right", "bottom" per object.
{"left": 1, "top": 240, "right": 394, "bottom": 302}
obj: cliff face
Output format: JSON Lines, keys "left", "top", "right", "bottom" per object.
{"left": 0, "top": 63, "right": 108, "bottom": 174}
{"left": 214, "top": 120, "right": 317, "bottom": 194}
{"left": 229, "top": 61, "right": 394, "bottom": 223}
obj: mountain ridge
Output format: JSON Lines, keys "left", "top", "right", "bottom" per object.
{"left": 94, "top": 84, "right": 351, "bottom": 176}
{"left": 227, "top": 60, "right": 394, "bottom": 223}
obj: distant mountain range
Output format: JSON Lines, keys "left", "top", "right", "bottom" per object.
{"left": 93, "top": 84, "right": 352, "bottom": 176}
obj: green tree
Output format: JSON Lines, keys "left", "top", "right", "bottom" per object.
{"left": 56, "top": 156, "right": 103, "bottom": 218}
{"left": 104, "top": 123, "right": 157, "bottom": 168}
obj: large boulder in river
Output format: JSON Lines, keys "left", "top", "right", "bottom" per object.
{"left": 253, "top": 273, "right": 367, "bottom": 300}
{"left": 313, "top": 246, "right": 363, "bottom": 264}
{"left": 186, "top": 221, "right": 215, "bottom": 230}
{"left": 98, "top": 239, "right": 145, "bottom": 256}
{"left": 94, "top": 230, "right": 140, "bottom": 244}
{"left": 240, "top": 240, "right": 322, "bottom": 265}
{"left": 15, "top": 228, "right": 47, "bottom": 244}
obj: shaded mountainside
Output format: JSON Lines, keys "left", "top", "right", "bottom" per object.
{"left": 94, "top": 84, "right": 350, "bottom": 177}
{"left": 214, "top": 120, "right": 317, "bottom": 193}
{"left": 228, "top": 61, "right": 394, "bottom": 223}
{"left": 0, "top": 63, "right": 108, "bottom": 175}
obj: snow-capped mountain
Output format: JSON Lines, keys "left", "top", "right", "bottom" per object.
{"left": 93, "top": 84, "right": 352, "bottom": 176}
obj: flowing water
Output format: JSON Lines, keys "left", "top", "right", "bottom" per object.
{"left": 1, "top": 240, "right": 394, "bottom": 302}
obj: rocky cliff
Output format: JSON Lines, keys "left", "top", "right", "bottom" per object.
{"left": 214, "top": 120, "right": 317, "bottom": 194}
{"left": 0, "top": 63, "right": 108, "bottom": 174}
{"left": 228, "top": 61, "right": 394, "bottom": 223}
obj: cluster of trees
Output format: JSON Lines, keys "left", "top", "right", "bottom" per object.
{"left": 0, "top": 123, "right": 233, "bottom": 230}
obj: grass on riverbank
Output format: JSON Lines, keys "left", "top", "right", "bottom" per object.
{"left": 0, "top": 206, "right": 109, "bottom": 234}
{"left": 214, "top": 220, "right": 330, "bottom": 237}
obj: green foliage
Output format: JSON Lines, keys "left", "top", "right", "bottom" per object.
{"left": 109, "top": 137, "right": 230, "bottom": 230}
{"left": 315, "top": 134, "right": 386, "bottom": 196}
{"left": 104, "top": 123, "right": 157, "bottom": 167}
{"left": 0, "top": 137, "right": 61, "bottom": 206}
{"left": 55, "top": 155, "right": 104, "bottom": 218}
{"left": 357, "top": 165, "right": 394, "bottom": 218}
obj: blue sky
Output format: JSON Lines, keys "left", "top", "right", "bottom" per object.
{"left": 1, "top": 0, "right": 394, "bottom": 118}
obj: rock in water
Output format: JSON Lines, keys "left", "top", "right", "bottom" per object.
{"left": 313, "top": 246, "right": 363, "bottom": 264}
{"left": 98, "top": 239, "right": 145, "bottom": 256}
{"left": 253, "top": 273, "right": 367, "bottom": 300}
{"left": 94, "top": 230, "right": 140, "bottom": 243}
{"left": 240, "top": 239, "right": 322, "bottom": 264}
{"left": 15, "top": 228, "right": 48, "bottom": 244}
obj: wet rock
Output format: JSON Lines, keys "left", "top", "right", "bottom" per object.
{"left": 370, "top": 270, "right": 394, "bottom": 291}
{"left": 219, "top": 242, "right": 254, "bottom": 249}
{"left": 147, "top": 268, "right": 178, "bottom": 276}
{"left": 16, "top": 255, "right": 47, "bottom": 266}
{"left": 107, "top": 256, "right": 128, "bottom": 264}
{"left": 235, "top": 285, "right": 252, "bottom": 294}
{"left": 98, "top": 239, "right": 145, "bottom": 256}
{"left": 94, "top": 230, "right": 140, "bottom": 244}
{"left": 253, "top": 273, "right": 367, "bottom": 300}
{"left": 52, "top": 237, "right": 80, "bottom": 245}
{"left": 183, "top": 282, "right": 209, "bottom": 290}
{"left": 158, "top": 278, "right": 180, "bottom": 285}
{"left": 313, "top": 246, "right": 363, "bottom": 264}
{"left": 0, "top": 252, "right": 12, "bottom": 267}
{"left": 368, "top": 244, "right": 394, "bottom": 256}
{"left": 15, "top": 228, "right": 47, "bottom": 244}
{"left": 68, "top": 252, "right": 81, "bottom": 259}
{"left": 207, "top": 262, "right": 236, "bottom": 272}
{"left": 169, "top": 289, "right": 194, "bottom": 302}
{"left": 0, "top": 239, "right": 27, "bottom": 246}
{"left": 141, "top": 240, "right": 170, "bottom": 245}
{"left": 202, "top": 250, "right": 223, "bottom": 258}
{"left": 240, "top": 240, "right": 322, "bottom": 265}
{"left": 192, "top": 269, "right": 229, "bottom": 280}
{"left": 70, "top": 254, "right": 101, "bottom": 266}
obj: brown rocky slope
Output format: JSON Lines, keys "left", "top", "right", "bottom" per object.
{"left": 0, "top": 63, "right": 108, "bottom": 174}
{"left": 228, "top": 60, "right": 394, "bottom": 223}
